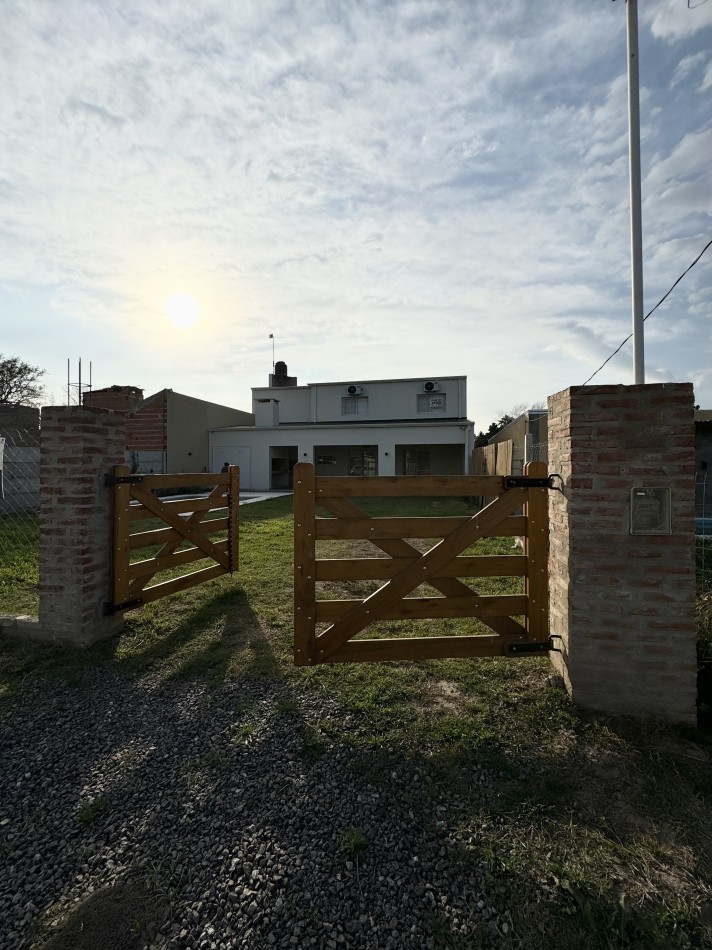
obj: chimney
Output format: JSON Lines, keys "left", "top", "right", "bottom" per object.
{"left": 255, "top": 399, "right": 280, "bottom": 427}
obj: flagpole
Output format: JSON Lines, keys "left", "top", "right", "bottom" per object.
{"left": 626, "top": 0, "right": 645, "bottom": 384}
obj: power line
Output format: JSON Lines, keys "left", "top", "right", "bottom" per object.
{"left": 580, "top": 237, "right": 712, "bottom": 388}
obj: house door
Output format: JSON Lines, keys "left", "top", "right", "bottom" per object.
{"left": 212, "top": 447, "right": 251, "bottom": 489}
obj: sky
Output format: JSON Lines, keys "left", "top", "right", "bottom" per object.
{"left": 1, "top": 0, "right": 711, "bottom": 431}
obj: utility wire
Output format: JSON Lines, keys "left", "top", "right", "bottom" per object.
{"left": 580, "top": 237, "right": 712, "bottom": 387}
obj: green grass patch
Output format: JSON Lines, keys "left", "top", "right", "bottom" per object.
{"left": 0, "top": 511, "right": 39, "bottom": 615}
{"left": 77, "top": 795, "right": 111, "bottom": 824}
{"left": 340, "top": 827, "right": 368, "bottom": 858}
{"left": 697, "top": 537, "right": 712, "bottom": 595}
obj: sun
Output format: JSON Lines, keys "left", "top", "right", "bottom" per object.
{"left": 164, "top": 293, "right": 200, "bottom": 329}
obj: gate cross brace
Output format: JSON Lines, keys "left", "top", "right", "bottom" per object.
{"left": 315, "top": 487, "right": 528, "bottom": 661}
{"left": 130, "top": 486, "right": 230, "bottom": 571}
{"left": 130, "top": 482, "right": 230, "bottom": 594}
{"left": 318, "top": 496, "right": 526, "bottom": 641}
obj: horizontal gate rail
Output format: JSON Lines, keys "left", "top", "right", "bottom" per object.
{"left": 108, "top": 464, "right": 239, "bottom": 614}
{"left": 316, "top": 554, "right": 528, "bottom": 581}
{"left": 314, "top": 475, "right": 508, "bottom": 497}
{"left": 315, "top": 516, "right": 528, "bottom": 540}
{"left": 294, "top": 461, "right": 550, "bottom": 666}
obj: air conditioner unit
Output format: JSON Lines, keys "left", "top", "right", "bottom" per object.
{"left": 346, "top": 385, "right": 364, "bottom": 396}
{"left": 423, "top": 381, "right": 440, "bottom": 393}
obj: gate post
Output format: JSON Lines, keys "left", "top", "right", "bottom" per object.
{"left": 547, "top": 384, "right": 697, "bottom": 724}
{"left": 37, "top": 406, "right": 126, "bottom": 647}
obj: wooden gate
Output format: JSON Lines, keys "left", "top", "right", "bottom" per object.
{"left": 107, "top": 464, "right": 239, "bottom": 613}
{"left": 294, "top": 462, "right": 550, "bottom": 666}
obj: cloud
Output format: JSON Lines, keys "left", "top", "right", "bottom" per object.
{"left": 671, "top": 51, "right": 707, "bottom": 86}
{"left": 0, "top": 0, "right": 710, "bottom": 425}
{"left": 703, "top": 59, "right": 712, "bottom": 91}
{"left": 644, "top": 0, "right": 712, "bottom": 40}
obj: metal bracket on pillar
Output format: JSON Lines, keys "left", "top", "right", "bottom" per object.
{"left": 104, "top": 474, "right": 144, "bottom": 486}
{"left": 505, "top": 639, "right": 554, "bottom": 656}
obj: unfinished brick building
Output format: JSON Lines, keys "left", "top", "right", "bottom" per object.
{"left": 83, "top": 385, "right": 253, "bottom": 473}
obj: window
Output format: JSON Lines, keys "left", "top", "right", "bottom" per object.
{"left": 349, "top": 449, "right": 377, "bottom": 476}
{"left": 404, "top": 450, "right": 430, "bottom": 475}
{"left": 342, "top": 396, "right": 368, "bottom": 415}
{"left": 417, "top": 394, "right": 446, "bottom": 413}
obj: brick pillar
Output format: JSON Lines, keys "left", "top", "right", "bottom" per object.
{"left": 38, "top": 407, "right": 126, "bottom": 646}
{"left": 548, "top": 383, "right": 697, "bottom": 724}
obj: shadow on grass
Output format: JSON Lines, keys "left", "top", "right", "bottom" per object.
{"left": 419, "top": 708, "right": 712, "bottom": 950}
{"left": 114, "top": 585, "right": 287, "bottom": 685}
{"left": 0, "top": 582, "right": 288, "bottom": 700}
{"left": 298, "top": 656, "right": 712, "bottom": 950}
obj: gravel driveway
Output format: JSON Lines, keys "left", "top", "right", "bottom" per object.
{"left": 0, "top": 670, "right": 513, "bottom": 949}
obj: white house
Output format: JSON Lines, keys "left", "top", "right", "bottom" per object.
{"left": 209, "top": 364, "right": 475, "bottom": 490}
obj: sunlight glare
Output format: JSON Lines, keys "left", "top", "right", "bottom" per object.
{"left": 164, "top": 293, "right": 200, "bottom": 329}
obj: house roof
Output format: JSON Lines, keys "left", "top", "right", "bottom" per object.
{"left": 252, "top": 374, "right": 465, "bottom": 392}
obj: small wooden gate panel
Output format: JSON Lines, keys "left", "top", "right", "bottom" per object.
{"left": 294, "top": 462, "right": 549, "bottom": 665}
{"left": 108, "top": 464, "right": 239, "bottom": 613}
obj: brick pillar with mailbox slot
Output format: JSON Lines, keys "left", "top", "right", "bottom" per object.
{"left": 37, "top": 406, "right": 126, "bottom": 646}
{"left": 547, "top": 383, "right": 697, "bottom": 724}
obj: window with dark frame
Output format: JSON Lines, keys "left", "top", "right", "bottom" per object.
{"left": 341, "top": 395, "right": 368, "bottom": 415}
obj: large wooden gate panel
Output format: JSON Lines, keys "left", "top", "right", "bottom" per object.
{"left": 293, "top": 463, "right": 550, "bottom": 666}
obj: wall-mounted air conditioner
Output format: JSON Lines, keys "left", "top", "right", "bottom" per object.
{"left": 346, "top": 385, "right": 364, "bottom": 395}
{"left": 423, "top": 381, "right": 440, "bottom": 393}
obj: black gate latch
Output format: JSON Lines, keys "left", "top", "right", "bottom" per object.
{"left": 504, "top": 475, "right": 559, "bottom": 489}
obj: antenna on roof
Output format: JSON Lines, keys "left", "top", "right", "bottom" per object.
{"left": 66, "top": 358, "right": 94, "bottom": 405}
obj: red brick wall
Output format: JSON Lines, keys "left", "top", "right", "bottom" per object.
{"left": 38, "top": 407, "right": 125, "bottom": 645}
{"left": 548, "top": 383, "right": 697, "bottom": 724}
{"left": 83, "top": 386, "right": 144, "bottom": 413}
{"left": 126, "top": 391, "right": 167, "bottom": 454}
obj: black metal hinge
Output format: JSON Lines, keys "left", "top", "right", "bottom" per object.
{"left": 504, "top": 475, "right": 559, "bottom": 489}
{"left": 104, "top": 474, "right": 144, "bottom": 486}
{"left": 505, "top": 640, "right": 553, "bottom": 656}
{"left": 103, "top": 598, "right": 144, "bottom": 615}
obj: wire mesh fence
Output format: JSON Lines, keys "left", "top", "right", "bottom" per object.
{"left": 697, "top": 473, "right": 711, "bottom": 596}
{"left": 527, "top": 441, "right": 548, "bottom": 465}
{"left": 0, "top": 425, "right": 40, "bottom": 617}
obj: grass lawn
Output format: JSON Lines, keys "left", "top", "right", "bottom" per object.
{"left": 0, "top": 512, "right": 40, "bottom": 616}
{"left": 1, "top": 495, "right": 711, "bottom": 949}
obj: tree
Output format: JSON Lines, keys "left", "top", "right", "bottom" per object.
{"left": 474, "top": 402, "right": 546, "bottom": 447}
{"left": 0, "top": 354, "right": 47, "bottom": 406}
{"left": 475, "top": 413, "right": 513, "bottom": 447}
